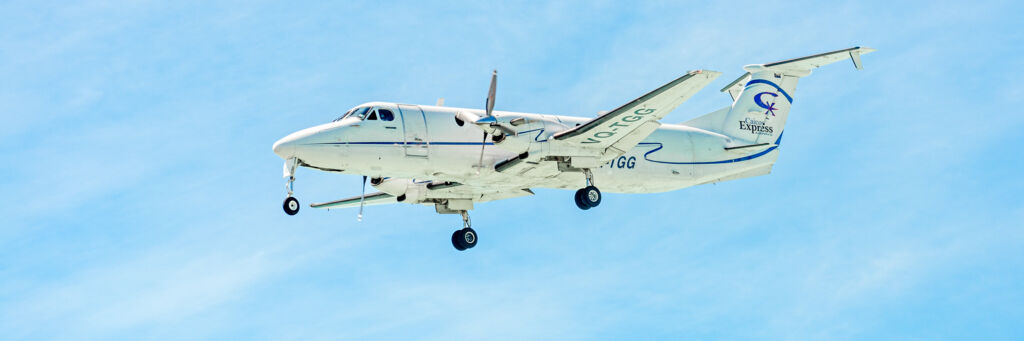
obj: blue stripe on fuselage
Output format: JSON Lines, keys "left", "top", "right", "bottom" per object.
{"left": 639, "top": 132, "right": 784, "bottom": 165}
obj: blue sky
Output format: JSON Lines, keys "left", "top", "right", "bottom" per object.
{"left": 2, "top": 1, "right": 1022, "bottom": 339}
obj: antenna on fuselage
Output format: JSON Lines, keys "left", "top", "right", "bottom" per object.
{"left": 436, "top": 98, "right": 445, "bottom": 106}
{"left": 357, "top": 175, "right": 366, "bottom": 221}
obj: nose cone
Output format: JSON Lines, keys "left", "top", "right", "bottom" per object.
{"left": 273, "top": 124, "right": 331, "bottom": 159}
{"left": 272, "top": 135, "right": 297, "bottom": 159}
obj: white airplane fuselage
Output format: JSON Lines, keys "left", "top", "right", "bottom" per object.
{"left": 273, "top": 102, "right": 779, "bottom": 194}
{"left": 272, "top": 46, "right": 874, "bottom": 251}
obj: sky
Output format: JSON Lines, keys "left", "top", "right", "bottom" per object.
{"left": 1, "top": 0, "right": 1022, "bottom": 339}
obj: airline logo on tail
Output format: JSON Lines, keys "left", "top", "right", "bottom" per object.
{"left": 754, "top": 92, "right": 779, "bottom": 116}
{"left": 739, "top": 117, "right": 774, "bottom": 136}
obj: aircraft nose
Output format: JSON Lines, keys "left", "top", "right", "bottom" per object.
{"left": 273, "top": 125, "right": 330, "bottom": 159}
{"left": 272, "top": 134, "right": 299, "bottom": 159}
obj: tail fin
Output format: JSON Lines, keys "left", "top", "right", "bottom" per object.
{"left": 685, "top": 46, "right": 875, "bottom": 144}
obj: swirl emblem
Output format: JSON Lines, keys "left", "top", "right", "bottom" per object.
{"left": 754, "top": 92, "right": 779, "bottom": 117}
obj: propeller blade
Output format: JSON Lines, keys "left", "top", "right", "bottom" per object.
{"left": 477, "top": 69, "right": 497, "bottom": 174}
{"left": 485, "top": 70, "right": 496, "bottom": 117}
{"left": 358, "top": 175, "right": 366, "bottom": 221}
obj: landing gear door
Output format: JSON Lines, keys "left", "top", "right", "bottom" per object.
{"left": 397, "top": 104, "right": 429, "bottom": 157}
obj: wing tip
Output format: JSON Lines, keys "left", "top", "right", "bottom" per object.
{"left": 689, "top": 69, "right": 722, "bottom": 77}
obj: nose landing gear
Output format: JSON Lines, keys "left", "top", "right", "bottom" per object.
{"left": 282, "top": 158, "right": 300, "bottom": 216}
{"left": 451, "top": 210, "right": 478, "bottom": 251}
{"left": 283, "top": 176, "right": 299, "bottom": 215}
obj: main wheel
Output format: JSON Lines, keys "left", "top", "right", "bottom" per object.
{"left": 451, "top": 230, "right": 467, "bottom": 251}
{"left": 581, "top": 186, "right": 601, "bottom": 208}
{"left": 574, "top": 189, "right": 591, "bottom": 210}
{"left": 283, "top": 197, "right": 300, "bottom": 215}
{"left": 452, "top": 228, "right": 478, "bottom": 250}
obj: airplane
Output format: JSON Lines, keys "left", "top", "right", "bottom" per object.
{"left": 272, "top": 46, "right": 875, "bottom": 251}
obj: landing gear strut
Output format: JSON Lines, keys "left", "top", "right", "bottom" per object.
{"left": 282, "top": 158, "right": 300, "bottom": 216}
{"left": 574, "top": 169, "right": 601, "bottom": 210}
{"left": 451, "top": 210, "right": 478, "bottom": 251}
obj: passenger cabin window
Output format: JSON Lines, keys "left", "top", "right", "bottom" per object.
{"left": 378, "top": 109, "right": 395, "bottom": 121}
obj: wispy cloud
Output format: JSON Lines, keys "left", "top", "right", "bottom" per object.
{"left": 2, "top": 0, "right": 1022, "bottom": 339}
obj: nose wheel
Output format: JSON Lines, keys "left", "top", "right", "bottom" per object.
{"left": 574, "top": 169, "right": 601, "bottom": 210}
{"left": 451, "top": 211, "right": 478, "bottom": 251}
{"left": 283, "top": 196, "right": 300, "bottom": 215}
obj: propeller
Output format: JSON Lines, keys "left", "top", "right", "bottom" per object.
{"left": 476, "top": 70, "right": 498, "bottom": 172}
{"left": 357, "top": 175, "right": 366, "bottom": 221}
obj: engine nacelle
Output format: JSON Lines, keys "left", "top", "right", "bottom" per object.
{"left": 371, "top": 177, "right": 413, "bottom": 196}
{"left": 372, "top": 177, "right": 431, "bottom": 204}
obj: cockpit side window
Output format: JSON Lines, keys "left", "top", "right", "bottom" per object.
{"left": 351, "top": 106, "right": 370, "bottom": 120}
{"left": 333, "top": 108, "right": 353, "bottom": 122}
{"left": 378, "top": 109, "right": 395, "bottom": 121}
{"left": 366, "top": 110, "right": 378, "bottom": 120}
{"left": 334, "top": 106, "right": 370, "bottom": 122}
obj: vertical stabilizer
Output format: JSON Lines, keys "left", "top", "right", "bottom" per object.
{"left": 720, "top": 68, "right": 799, "bottom": 144}
{"left": 683, "top": 46, "right": 875, "bottom": 145}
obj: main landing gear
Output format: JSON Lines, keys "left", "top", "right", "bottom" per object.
{"left": 574, "top": 169, "right": 602, "bottom": 210}
{"left": 451, "top": 210, "right": 478, "bottom": 251}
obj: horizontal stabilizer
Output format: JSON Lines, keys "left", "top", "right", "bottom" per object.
{"left": 720, "top": 46, "right": 876, "bottom": 99}
{"left": 762, "top": 46, "right": 876, "bottom": 72}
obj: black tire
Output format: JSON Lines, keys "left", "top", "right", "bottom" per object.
{"left": 283, "top": 197, "right": 300, "bottom": 215}
{"left": 574, "top": 189, "right": 591, "bottom": 210}
{"left": 459, "top": 228, "right": 478, "bottom": 249}
{"left": 581, "top": 186, "right": 601, "bottom": 208}
{"left": 451, "top": 230, "right": 467, "bottom": 251}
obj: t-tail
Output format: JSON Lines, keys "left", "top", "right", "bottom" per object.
{"left": 685, "top": 46, "right": 876, "bottom": 145}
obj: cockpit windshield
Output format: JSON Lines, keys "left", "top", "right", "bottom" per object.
{"left": 333, "top": 106, "right": 370, "bottom": 122}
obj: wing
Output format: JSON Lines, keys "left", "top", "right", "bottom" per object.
{"left": 551, "top": 70, "right": 721, "bottom": 156}
{"left": 310, "top": 191, "right": 396, "bottom": 209}
{"left": 310, "top": 179, "right": 534, "bottom": 210}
